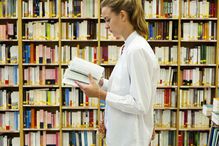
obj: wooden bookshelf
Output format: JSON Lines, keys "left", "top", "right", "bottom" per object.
{"left": 0, "top": 0, "right": 218, "bottom": 145}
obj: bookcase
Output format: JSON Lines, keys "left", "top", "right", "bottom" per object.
{"left": 0, "top": 0, "right": 218, "bottom": 146}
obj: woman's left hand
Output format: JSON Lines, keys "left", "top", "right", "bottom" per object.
{"left": 75, "top": 74, "right": 101, "bottom": 98}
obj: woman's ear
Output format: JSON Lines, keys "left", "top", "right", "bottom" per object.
{"left": 119, "top": 10, "right": 128, "bottom": 22}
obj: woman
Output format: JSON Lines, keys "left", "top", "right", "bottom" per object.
{"left": 76, "top": 0, "right": 160, "bottom": 145}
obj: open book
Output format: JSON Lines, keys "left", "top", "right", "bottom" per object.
{"left": 62, "top": 57, "right": 104, "bottom": 86}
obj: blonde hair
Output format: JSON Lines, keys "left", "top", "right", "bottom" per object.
{"left": 101, "top": 0, "right": 148, "bottom": 38}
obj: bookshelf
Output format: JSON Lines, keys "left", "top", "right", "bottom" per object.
{"left": 0, "top": 0, "right": 218, "bottom": 146}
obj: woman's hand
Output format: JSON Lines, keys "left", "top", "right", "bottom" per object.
{"left": 75, "top": 74, "right": 106, "bottom": 99}
{"left": 99, "top": 77, "right": 104, "bottom": 87}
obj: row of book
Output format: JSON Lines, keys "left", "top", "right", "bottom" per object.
{"left": 62, "top": 110, "right": 98, "bottom": 128}
{"left": 63, "top": 88, "right": 98, "bottom": 107}
{"left": 61, "top": 21, "right": 97, "bottom": 40}
{"left": 154, "top": 89, "right": 177, "bottom": 108}
{"left": 61, "top": 0, "right": 98, "bottom": 18}
{"left": 24, "top": 89, "right": 60, "bottom": 106}
{"left": 181, "top": 0, "right": 216, "bottom": 18}
{"left": 0, "top": 44, "right": 18, "bottom": 64}
{"left": 155, "top": 45, "right": 217, "bottom": 65}
{"left": 22, "top": 0, "right": 58, "bottom": 17}
{"left": 0, "top": 136, "right": 20, "bottom": 146}
{"left": 24, "top": 21, "right": 59, "bottom": 40}
{"left": 154, "top": 110, "right": 176, "bottom": 128}
{"left": 159, "top": 68, "right": 177, "bottom": 86}
{"left": 148, "top": 21, "right": 178, "bottom": 40}
{"left": 181, "top": 45, "right": 215, "bottom": 64}
{"left": 101, "top": 46, "right": 120, "bottom": 65}
{"left": 0, "top": 0, "right": 17, "bottom": 17}
{"left": 144, "top": 0, "right": 179, "bottom": 18}
{"left": 0, "top": 111, "right": 20, "bottom": 130}
{"left": 0, "top": 66, "right": 19, "bottom": 85}
{"left": 144, "top": 0, "right": 216, "bottom": 19}
{"left": 20, "top": 0, "right": 117, "bottom": 18}
{"left": 0, "top": 66, "right": 217, "bottom": 87}
{"left": 23, "top": 67, "right": 58, "bottom": 85}
{"left": 178, "top": 132, "right": 208, "bottom": 146}
{"left": 23, "top": 44, "right": 58, "bottom": 64}
{"left": 62, "top": 45, "right": 97, "bottom": 64}
{"left": 63, "top": 131, "right": 96, "bottom": 146}
{"left": 25, "top": 132, "right": 59, "bottom": 146}
{"left": 155, "top": 46, "right": 177, "bottom": 65}
{"left": 1, "top": 43, "right": 217, "bottom": 66}
{"left": 182, "top": 21, "right": 216, "bottom": 41}
{"left": 24, "top": 109, "right": 59, "bottom": 129}
{"left": 182, "top": 68, "right": 215, "bottom": 86}
{"left": 1, "top": 21, "right": 218, "bottom": 41}
{"left": 179, "top": 110, "right": 209, "bottom": 128}
{"left": 151, "top": 131, "right": 176, "bottom": 146}
{"left": 0, "top": 90, "right": 19, "bottom": 109}
{"left": 180, "top": 88, "right": 212, "bottom": 108}
{"left": 1, "top": 0, "right": 216, "bottom": 19}
{"left": 0, "top": 23, "right": 17, "bottom": 40}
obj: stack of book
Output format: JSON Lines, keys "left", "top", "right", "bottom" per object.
{"left": 202, "top": 104, "right": 213, "bottom": 117}
{"left": 212, "top": 98, "right": 219, "bottom": 125}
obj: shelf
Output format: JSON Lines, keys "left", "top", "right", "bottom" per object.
{"left": 181, "top": 18, "right": 217, "bottom": 21}
{"left": 0, "top": 39, "right": 18, "bottom": 42}
{"left": 62, "top": 106, "right": 98, "bottom": 110}
{"left": 154, "top": 127, "right": 177, "bottom": 131}
{"left": 22, "top": 63, "right": 59, "bottom": 66}
{"left": 0, "top": 17, "right": 18, "bottom": 20}
{"left": 61, "top": 17, "right": 98, "bottom": 20}
{"left": 62, "top": 128, "right": 98, "bottom": 131}
{"left": 0, "top": 85, "right": 19, "bottom": 88}
{"left": 0, "top": 63, "right": 19, "bottom": 66}
{"left": 23, "top": 105, "right": 59, "bottom": 108}
{"left": 147, "top": 40, "right": 178, "bottom": 43}
{"left": 22, "top": 40, "right": 59, "bottom": 42}
{"left": 180, "top": 64, "right": 216, "bottom": 67}
{"left": 145, "top": 18, "right": 179, "bottom": 21}
{"left": 100, "top": 63, "right": 116, "bottom": 66}
{"left": 180, "top": 86, "right": 216, "bottom": 88}
{"left": 157, "top": 86, "right": 178, "bottom": 88}
{"left": 100, "top": 40, "right": 124, "bottom": 42}
{"left": 0, "top": 109, "right": 19, "bottom": 112}
{"left": 181, "top": 40, "right": 217, "bottom": 43}
{"left": 23, "top": 128, "right": 60, "bottom": 131}
{"left": 159, "top": 64, "right": 178, "bottom": 67}
{"left": 22, "top": 17, "right": 59, "bottom": 20}
{"left": 179, "top": 128, "right": 210, "bottom": 131}
{"left": 153, "top": 107, "right": 177, "bottom": 110}
{"left": 23, "top": 85, "right": 59, "bottom": 88}
{"left": 179, "top": 107, "right": 203, "bottom": 110}
{"left": 61, "top": 39, "right": 98, "bottom": 42}
{"left": 0, "top": 130, "right": 20, "bottom": 134}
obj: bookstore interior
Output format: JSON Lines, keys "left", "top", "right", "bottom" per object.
{"left": 0, "top": 0, "right": 219, "bottom": 146}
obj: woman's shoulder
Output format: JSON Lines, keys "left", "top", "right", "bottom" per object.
{"left": 129, "top": 35, "right": 152, "bottom": 53}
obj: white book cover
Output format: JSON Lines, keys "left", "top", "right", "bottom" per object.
{"left": 63, "top": 57, "right": 104, "bottom": 86}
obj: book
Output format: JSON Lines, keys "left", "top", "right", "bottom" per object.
{"left": 62, "top": 57, "right": 104, "bottom": 86}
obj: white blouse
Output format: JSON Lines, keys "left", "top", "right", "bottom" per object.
{"left": 102, "top": 31, "right": 160, "bottom": 146}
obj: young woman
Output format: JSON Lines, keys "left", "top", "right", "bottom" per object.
{"left": 76, "top": 0, "right": 160, "bottom": 145}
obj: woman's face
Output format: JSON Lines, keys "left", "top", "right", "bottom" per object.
{"left": 101, "top": 7, "right": 123, "bottom": 38}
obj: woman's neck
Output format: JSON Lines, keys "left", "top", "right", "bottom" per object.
{"left": 122, "top": 25, "right": 135, "bottom": 40}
